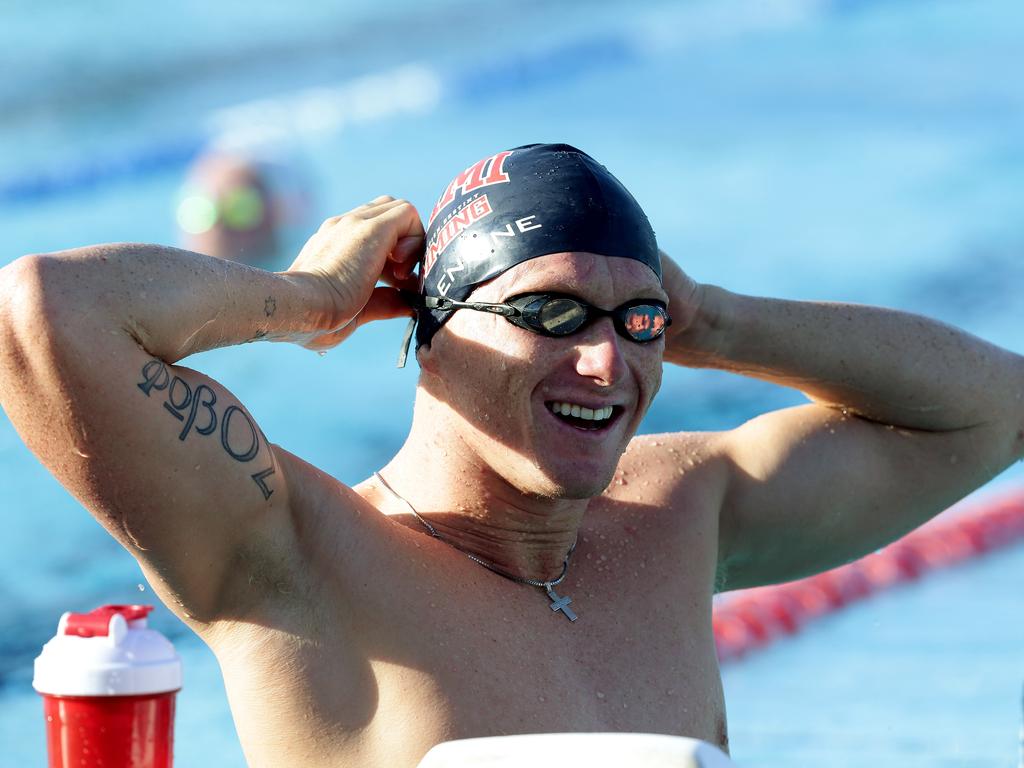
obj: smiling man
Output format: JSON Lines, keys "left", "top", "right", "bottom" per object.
{"left": 1, "top": 144, "right": 1022, "bottom": 768}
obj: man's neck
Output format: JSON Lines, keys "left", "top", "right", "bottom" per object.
{"left": 370, "top": 434, "right": 587, "bottom": 584}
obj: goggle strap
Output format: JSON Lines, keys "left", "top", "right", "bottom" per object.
{"left": 396, "top": 315, "right": 417, "bottom": 368}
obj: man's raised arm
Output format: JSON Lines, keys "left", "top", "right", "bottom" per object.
{"left": 0, "top": 198, "right": 423, "bottom": 623}
{"left": 658, "top": 258, "right": 1024, "bottom": 591}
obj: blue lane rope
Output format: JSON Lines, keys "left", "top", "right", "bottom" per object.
{"left": 0, "top": 31, "right": 641, "bottom": 209}
{"left": 0, "top": 135, "right": 210, "bottom": 207}
{"left": 0, "top": 0, "right": 941, "bottom": 209}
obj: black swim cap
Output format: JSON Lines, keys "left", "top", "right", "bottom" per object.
{"left": 412, "top": 143, "right": 660, "bottom": 354}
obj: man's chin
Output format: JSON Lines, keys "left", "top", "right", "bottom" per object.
{"left": 533, "top": 463, "right": 618, "bottom": 500}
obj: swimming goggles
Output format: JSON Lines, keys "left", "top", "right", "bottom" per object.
{"left": 398, "top": 292, "right": 669, "bottom": 367}
{"left": 427, "top": 291, "right": 671, "bottom": 341}
{"left": 176, "top": 185, "right": 267, "bottom": 235}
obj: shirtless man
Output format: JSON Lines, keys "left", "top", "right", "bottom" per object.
{"left": 1, "top": 144, "right": 1021, "bottom": 767}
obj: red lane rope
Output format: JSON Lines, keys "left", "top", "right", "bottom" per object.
{"left": 713, "top": 488, "right": 1024, "bottom": 663}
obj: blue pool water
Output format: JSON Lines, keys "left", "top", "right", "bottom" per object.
{"left": 1, "top": 1, "right": 1023, "bottom": 765}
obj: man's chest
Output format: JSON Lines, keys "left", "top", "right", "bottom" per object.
{"left": 383, "top": 600, "right": 725, "bottom": 736}
{"left": 217, "top": 488, "right": 727, "bottom": 765}
{"left": 345, "top": 521, "right": 727, "bottom": 745}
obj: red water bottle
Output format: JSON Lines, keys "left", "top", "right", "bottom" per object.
{"left": 33, "top": 604, "right": 183, "bottom": 768}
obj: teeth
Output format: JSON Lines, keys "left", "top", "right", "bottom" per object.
{"left": 548, "top": 402, "right": 615, "bottom": 421}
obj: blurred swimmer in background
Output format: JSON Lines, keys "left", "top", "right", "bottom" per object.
{"left": 176, "top": 150, "right": 311, "bottom": 269}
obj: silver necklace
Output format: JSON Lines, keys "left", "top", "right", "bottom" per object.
{"left": 373, "top": 472, "right": 579, "bottom": 622}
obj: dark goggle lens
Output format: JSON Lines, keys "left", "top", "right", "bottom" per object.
{"left": 622, "top": 304, "right": 668, "bottom": 341}
{"left": 537, "top": 298, "right": 588, "bottom": 335}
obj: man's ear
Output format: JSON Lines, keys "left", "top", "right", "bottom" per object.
{"left": 416, "top": 340, "right": 439, "bottom": 375}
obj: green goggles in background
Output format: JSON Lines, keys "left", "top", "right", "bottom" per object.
{"left": 176, "top": 186, "right": 268, "bottom": 235}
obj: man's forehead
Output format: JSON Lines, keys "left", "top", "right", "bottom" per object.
{"left": 487, "top": 252, "right": 663, "bottom": 298}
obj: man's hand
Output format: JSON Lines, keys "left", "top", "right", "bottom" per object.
{"left": 658, "top": 250, "right": 712, "bottom": 367}
{"left": 286, "top": 196, "right": 424, "bottom": 350}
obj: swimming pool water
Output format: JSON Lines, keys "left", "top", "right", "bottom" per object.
{"left": 1, "top": 1, "right": 1022, "bottom": 765}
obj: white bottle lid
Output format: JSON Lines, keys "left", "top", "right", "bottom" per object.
{"left": 33, "top": 604, "right": 183, "bottom": 697}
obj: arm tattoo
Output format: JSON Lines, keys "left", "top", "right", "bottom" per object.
{"left": 241, "top": 297, "right": 275, "bottom": 342}
{"left": 137, "top": 359, "right": 276, "bottom": 500}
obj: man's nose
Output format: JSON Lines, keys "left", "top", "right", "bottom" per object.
{"left": 573, "top": 319, "right": 628, "bottom": 385}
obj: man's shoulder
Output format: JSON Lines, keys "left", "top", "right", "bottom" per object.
{"left": 596, "top": 430, "right": 729, "bottom": 518}
{"left": 616, "top": 430, "right": 727, "bottom": 483}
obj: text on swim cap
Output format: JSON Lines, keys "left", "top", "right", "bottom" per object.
{"left": 432, "top": 213, "right": 545, "bottom": 296}
{"left": 422, "top": 194, "right": 494, "bottom": 280}
{"left": 427, "top": 150, "right": 512, "bottom": 228}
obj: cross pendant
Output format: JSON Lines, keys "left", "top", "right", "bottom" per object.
{"left": 545, "top": 585, "right": 577, "bottom": 622}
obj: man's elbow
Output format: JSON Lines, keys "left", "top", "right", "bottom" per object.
{"left": 998, "top": 354, "right": 1024, "bottom": 464}
{"left": 0, "top": 254, "right": 65, "bottom": 375}
{"left": 1, "top": 252, "right": 56, "bottom": 313}
{"left": 1010, "top": 416, "right": 1024, "bottom": 464}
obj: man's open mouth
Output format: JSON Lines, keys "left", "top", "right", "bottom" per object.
{"left": 546, "top": 401, "right": 620, "bottom": 431}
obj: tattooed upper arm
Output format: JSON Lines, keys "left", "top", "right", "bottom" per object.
{"left": 2, "top": 322, "right": 298, "bottom": 623}
{"left": 0, "top": 256, "right": 325, "bottom": 627}
{"left": 136, "top": 359, "right": 278, "bottom": 501}
{"left": 116, "top": 355, "right": 299, "bottom": 622}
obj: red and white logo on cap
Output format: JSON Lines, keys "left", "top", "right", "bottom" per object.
{"left": 427, "top": 150, "right": 513, "bottom": 228}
